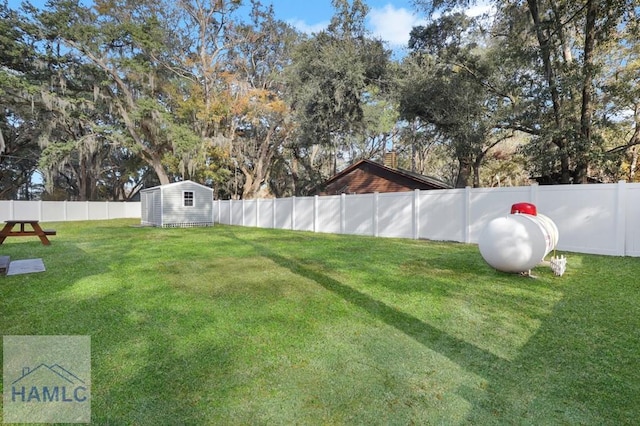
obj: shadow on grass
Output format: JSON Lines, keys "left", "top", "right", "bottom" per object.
{"left": 0, "top": 241, "right": 108, "bottom": 333}
{"left": 239, "top": 233, "right": 639, "bottom": 424}
{"left": 47, "top": 287, "right": 240, "bottom": 424}
{"left": 3, "top": 223, "right": 637, "bottom": 424}
{"left": 242, "top": 237, "right": 503, "bottom": 374}
{"left": 462, "top": 259, "right": 640, "bottom": 425}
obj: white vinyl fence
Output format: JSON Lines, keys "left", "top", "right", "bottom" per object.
{"left": 3, "top": 182, "right": 639, "bottom": 257}
{"left": 214, "top": 181, "right": 640, "bottom": 257}
{"left": 0, "top": 200, "right": 141, "bottom": 222}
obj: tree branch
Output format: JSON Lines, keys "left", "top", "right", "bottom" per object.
{"left": 606, "top": 126, "right": 640, "bottom": 154}
{"left": 451, "top": 61, "right": 516, "bottom": 105}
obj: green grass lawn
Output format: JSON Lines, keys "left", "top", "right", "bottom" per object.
{"left": 1, "top": 219, "right": 639, "bottom": 424}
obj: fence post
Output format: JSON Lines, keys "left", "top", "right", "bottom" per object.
{"left": 413, "top": 189, "right": 420, "bottom": 240}
{"left": 530, "top": 182, "right": 539, "bottom": 205}
{"left": 272, "top": 199, "right": 276, "bottom": 229}
{"left": 373, "top": 193, "right": 379, "bottom": 237}
{"left": 616, "top": 180, "right": 627, "bottom": 256}
{"left": 241, "top": 198, "right": 247, "bottom": 226}
{"left": 464, "top": 186, "right": 471, "bottom": 243}
{"left": 256, "top": 198, "right": 260, "bottom": 228}
{"left": 291, "top": 196, "right": 296, "bottom": 230}
{"left": 213, "top": 200, "right": 217, "bottom": 224}
{"left": 340, "top": 193, "right": 346, "bottom": 234}
{"left": 229, "top": 200, "right": 233, "bottom": 225}
{"left": 241, "top": 199, "right": 245, "bottom": 226}
{"left": 39, "top": 200, "right": 43, "bottom": 221}
{"left": 10, "top": 200, "right": 14, "bottom": 220}
{"left": 314, "top": 195, "right": 319, "bottom": 233}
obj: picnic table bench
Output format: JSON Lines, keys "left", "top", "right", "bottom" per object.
{"left": 0, "top": 220, "right": 56, "bottom": 245}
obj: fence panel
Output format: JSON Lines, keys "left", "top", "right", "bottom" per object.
{"left": 344, "top": 194, "right": 375, "bottom": 236}
{"left": 0, "top": 202, "right": 11, "bottom": 221}
{"left": 219, "top": 200, "right": 228, "bottom": 224}
{"left": 12, "top": 201, "right": 40, "bottom": 220}
{"left": 625, "top": 184, "right": 640, "bottom": 256}
{"left": 316, "top": 196, "right": 341, "bottom": 234}
{"left": 377, "top": 192, "right": 413, "bottom": 239}
{"left": 66, "top": 203, "right": 88, "bottom": 221}
{"left": 467, "top": 187, "right": 533, "bottom": 243}
{"left": 231, "top": 200, "right": 244, "bottom": 225}
{"left": 4, "top": 182, "right": 640, "bottom": 256}
{"left": 257, "top": 199, "right": 274, "bottom": 228}
{"left": 0, "top": 200, "right": 140, "bottom": 222}
{"left": 88, "top": 202, "right": 108, "bottom": 220}
{"left": 106, "top": 202, "right": 134, "bottom": 219}
{"left": 419, "top": 189, "right": 465, "bottom": 242}
{"left": 244, "top": 200, "right": 258, "bottom": 227}
{"left": 538, "top": 184, "right": 620, "bottom": 255}
{"left": 275, "top": 198, "right": 293, "bottom": 230}
{"left": 41, "top": 202, "right": 66, "bottom": 221}
{"left": 294, "top": 197, "right": 315, "bottom": 232}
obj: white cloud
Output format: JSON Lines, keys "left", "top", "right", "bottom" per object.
{"left": 368, "top": 2, "right": 495, "bottom": 48}
{"left": 286, "top": 3, "right": 494, "bottom": 50}
{"left": 464, "top": 3, "right": 495, "bottom": 17}
{"left": 368, "top": 4, "right": 426, "bottom": 48}
{"left": 288, "top": 18, "right": 329, "bottom": 35}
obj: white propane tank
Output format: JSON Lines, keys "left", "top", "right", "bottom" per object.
{"left": 478, "top": 203, "right": 559, "bottom": 273}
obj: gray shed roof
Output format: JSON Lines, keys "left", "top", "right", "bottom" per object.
{"left": 140, "top": 180, "right": 213, "bottom": 193}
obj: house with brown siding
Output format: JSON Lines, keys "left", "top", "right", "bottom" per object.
{"left": 319, "top": 159, "right": 451, "bottom": 195}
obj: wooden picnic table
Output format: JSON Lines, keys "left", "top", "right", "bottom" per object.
{"left": 0, "top": 220, "right": 56, "bottom": 245}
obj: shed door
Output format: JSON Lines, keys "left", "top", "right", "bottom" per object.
{"left": 142, "top": 191, "right": 160, "bottom": 224}
{"left": 141, "top": 192, "right": 150, "bottom": 223}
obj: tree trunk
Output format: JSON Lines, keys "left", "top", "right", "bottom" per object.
{"left": 629, "top": 109, "right": 640, "bottom": 181}
{"left": 576, "top": 0, "right": 598, "bottom": 184}
{"left": 560, "top": 143, "right": 572, "bottom": 184}
{"left": 241, "top": 126, "right": 278, "bottom": 199}
{"left": 472, "top": 157, "right": 482, "bottom": 188}
{"left": 455, "top": 158, "right": 472, "bottom": 188}
{"left": 150, "top": 154, "right": 169, "bottom": 185}
{"left": 527, "top": 0, "right": 571, "bottom": 182}
{"left": 79, "top": 160, "right": 88, "bottom": 201}
{"left": 242, "top": 173, "right": 254, "bottom": 199}
{"left": 527, "top": 0, "right": 562, "bottom": 128}
{"left": 629, "top": 146, "right": 638, "bottom": 182}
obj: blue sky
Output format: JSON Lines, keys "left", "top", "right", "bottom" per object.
{"left": 251, "top": 1, "right": 490, "bottom": 50}
{"left": 267, "top": 0, "right": 425, "bottom": 48}
{"left": 7, "top": 0, "right": 492, "bottom": 52}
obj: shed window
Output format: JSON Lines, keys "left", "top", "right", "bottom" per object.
{"left": 183, "top": 191, "right": 194, "bottom": 207}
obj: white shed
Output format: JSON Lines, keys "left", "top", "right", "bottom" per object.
{"left": 140, "top": 180, "right": 214, "bottom": 227}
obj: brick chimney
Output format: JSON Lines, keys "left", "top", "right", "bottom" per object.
{"left": 383, "top": 151, "right": 397, "bottom": 169}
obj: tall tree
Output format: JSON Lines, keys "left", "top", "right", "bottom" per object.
{"left": 222, "top": 1, "right": 299, "bottom": 199}
{"left": 401, "top": 13, "right": 516, "bottom": 187}
{"left": 1, "top": 0, "right": 46, "bottom": 199}
{"left": 35, "top": 0, "right": 204, "bottom": 185}
{"left": 284, "top": 0, "right": 390, "bottom": 191}
{"left": 34, "top": 51, "right": 121, "bottom": 200}
{"left": 126, "top": 0, "right": 300, "bottom": 199}
{"left": 600, "top": 8, "right": 640, "bottom": 181}
{"left": 414, "top": 0, "right": 640, "bottom": 184}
